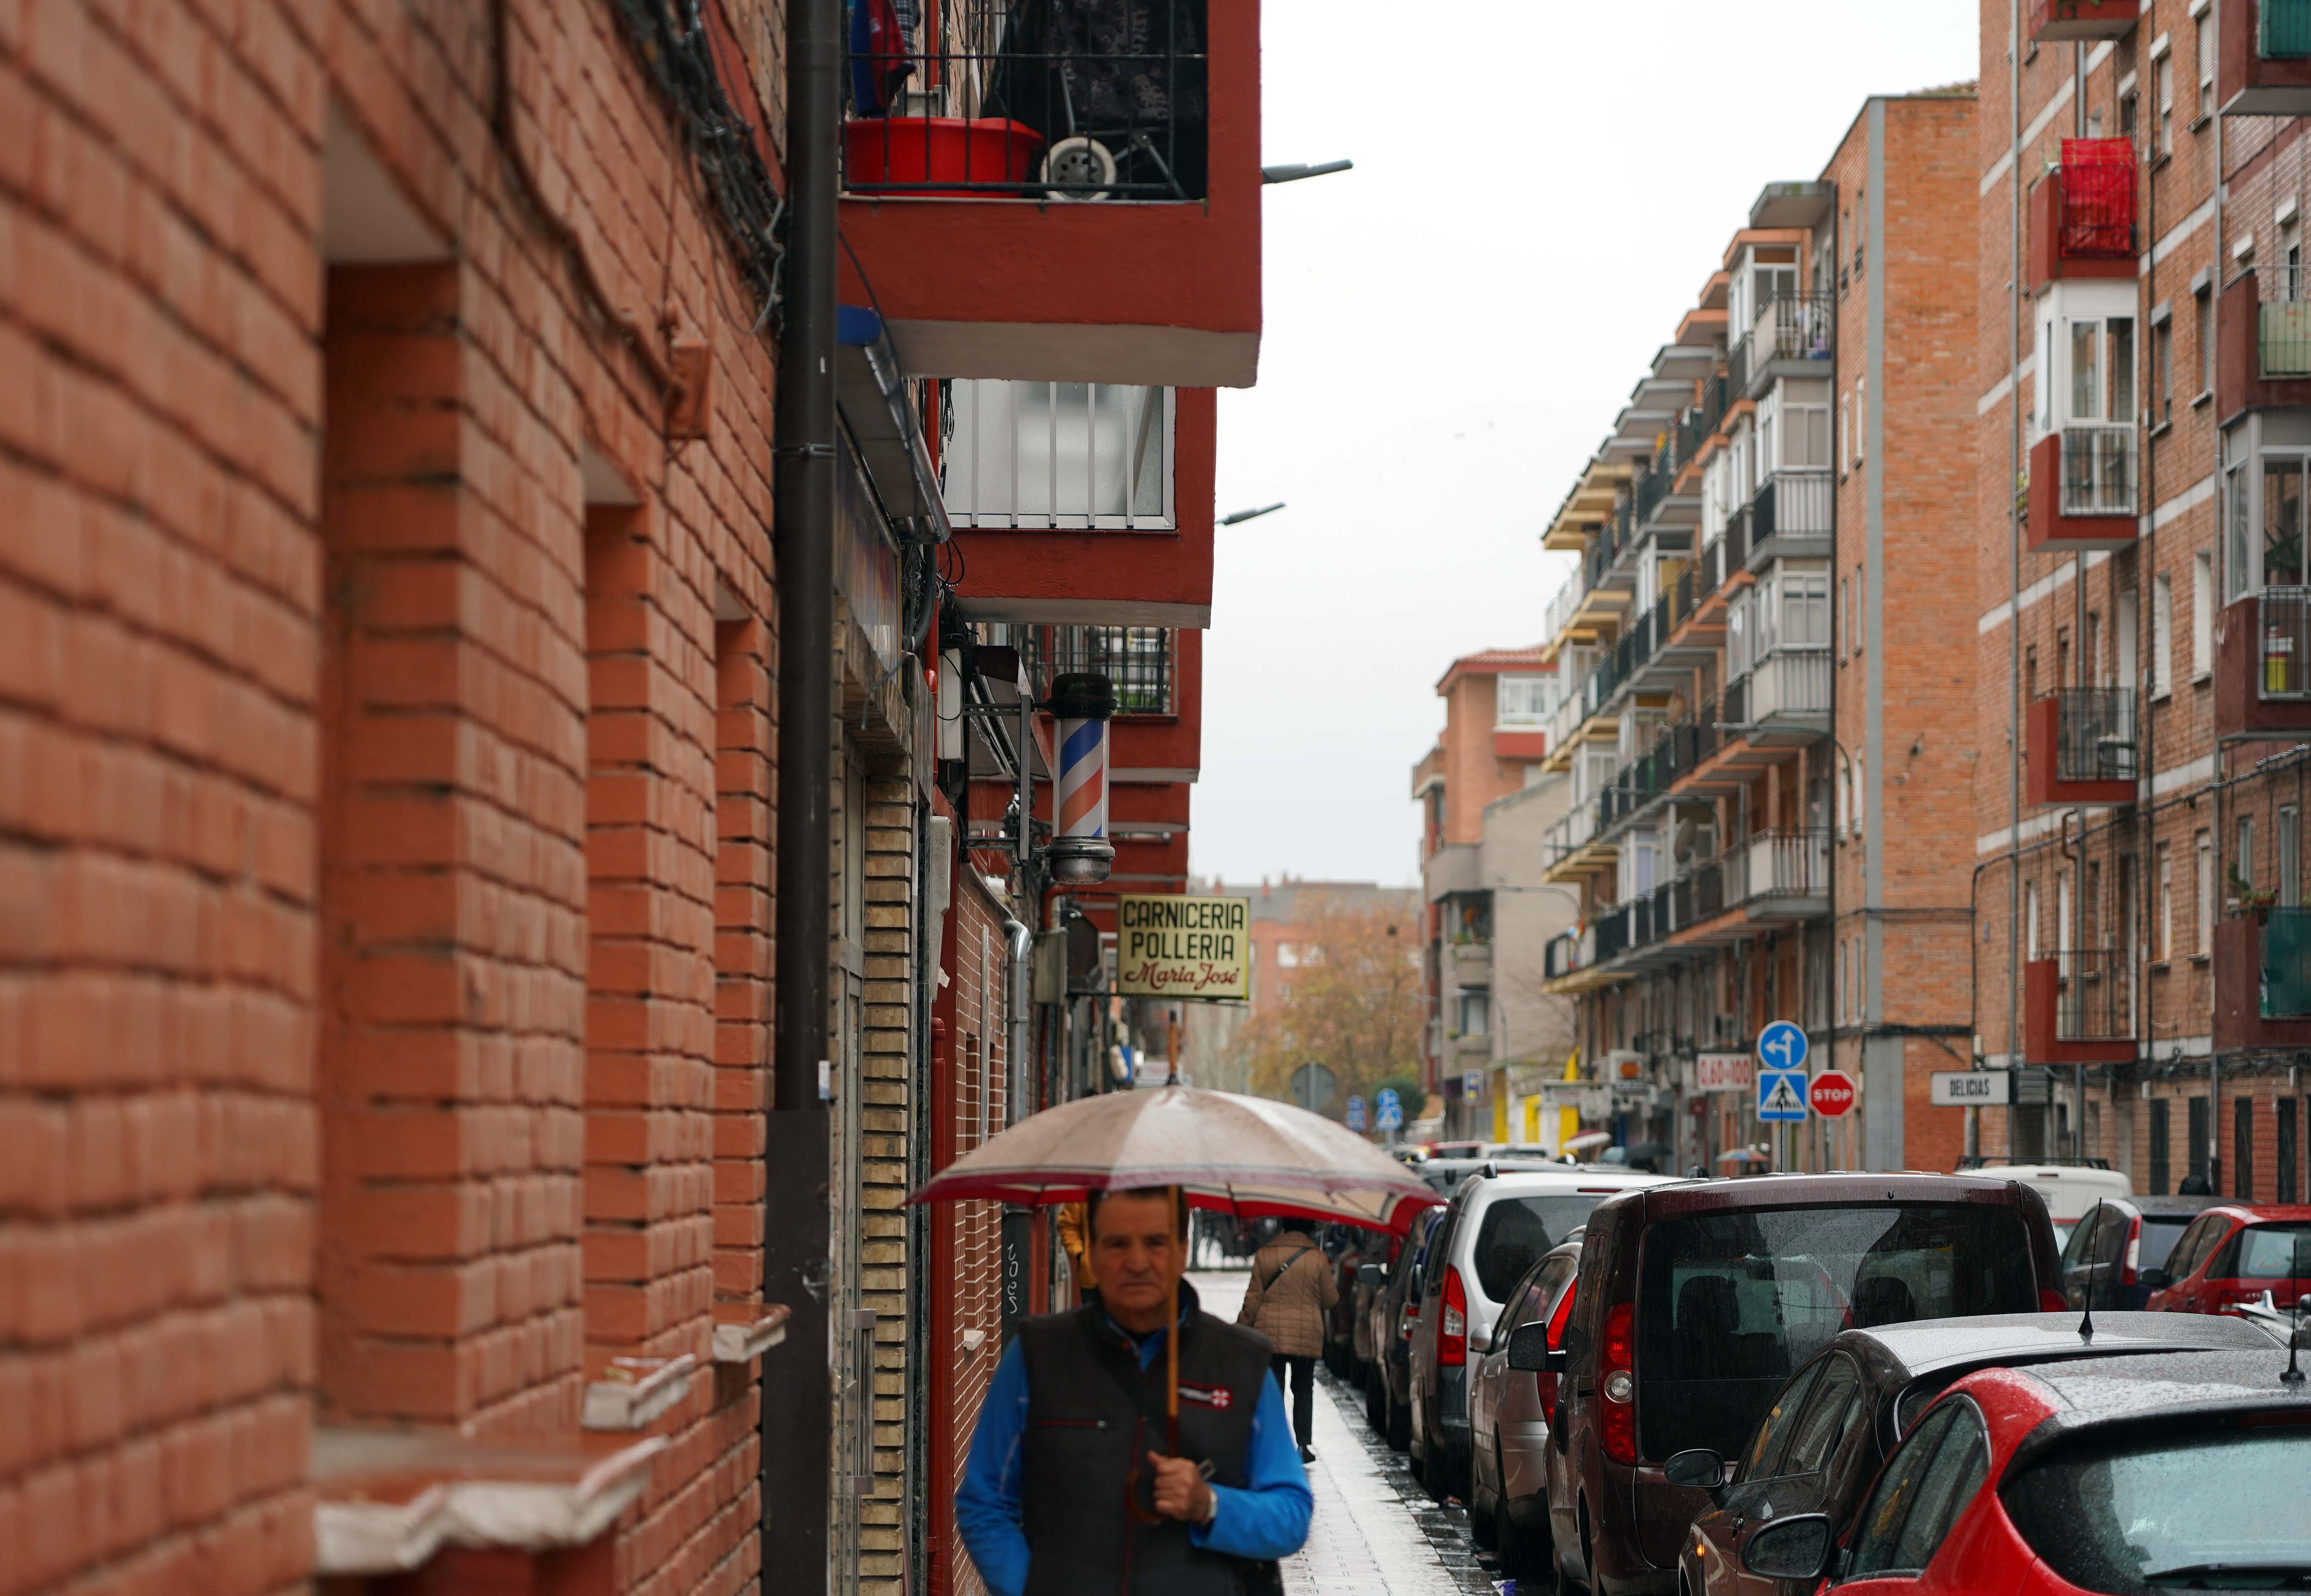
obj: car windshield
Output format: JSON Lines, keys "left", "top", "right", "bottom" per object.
{"left": 1634, "top": 1204, "right": 2037, "bottom": 1461}
{"left": 2004, "top": 1421, "right": 2311, "bottom": 1592}
{"left": 2227, "top": 1223, "right": 2311, "bottom": 1279}
{"left": 1471, "top": 1196, "right": 1605, "bottom": 1299}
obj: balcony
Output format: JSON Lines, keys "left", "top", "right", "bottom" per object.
{"left": 2026, "top": 688, "right": 2138, "bottom": 807}
{"left": 2214, "top": 910, "right": 2311, "bottom": 1049}
{"left": 2219, "top": 267, "right": 2311, "bottom": 420}
{"left": 1744, "top": 470, "right": 1834, "bottom": 568}
{"left": 1730, "top": 829, "right": 1829, "bottom": 918}
{"left": 1731, "top": 293, "right": 1833, "bottom": 399}
{"left": 2025, "top": 425, "right": 2137, "bottom": 552}
{"left": 1737, "top": 648, "right": 1833, "bottom": 741}
{"left": 2023, "top": 953, "right": 2136, "bottom": 1065}
{"left": 1018, "top": 625, "right": 1176, "bottom": 714}
{"left": 2025, "top": 141, "right": 2137, "bottom": 293}
{"left": 2219, "top": 0, "right": 2311, "bottom": 117}
{"left": 2214, "top": 587, "right": 2311, "bottom": 740}
{"left": 1449, "top": 939, "right": 1493, "bottom": 988}
{"left": 2029, "top": 0, "right": 2140, "bottom": 41}
{"left": 836, "top": 0, "right": 1259, "bottom": 387}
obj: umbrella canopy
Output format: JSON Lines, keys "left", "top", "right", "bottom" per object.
{"left": 911, "top": 1085, "right": 1438, "bottom": 1233}
{"left": 1716, "top": 1147, "right": 1771, "bottom": 1165}
{"left": 1562, "top": 1130, "right": 1614, "bottom": 1153}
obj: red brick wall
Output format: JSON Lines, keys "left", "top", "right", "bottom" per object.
{"left": 2, "top": 0, "right": 786, "bottom": 1589}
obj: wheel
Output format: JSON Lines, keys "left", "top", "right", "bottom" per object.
{"left": 1365, "top": 1373, "right": 1385, "bottom": 1433}
{"left": 1470, "top": 1478, "right": 1501, "bottom": 1551}
{"left": 1497, "top": 1441, "right": 1553, "bottom": 1578}
{"left": 1386, "top": 1389, "right": 1411, "bottom": 1452}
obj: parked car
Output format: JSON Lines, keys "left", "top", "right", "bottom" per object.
{"left": 1349, "top": 1229, "right": 1400, "bottom": 1388}
{"left": 2146, "top": 1203, "right": 2311, "bottom": 1315}
{"left": 1365, "top": 1204, "right": 1446, "bottom": 1450}
{"left": 2058, "top": 1192, "right": 2221, "bottom": 1309}
{"left": 1408, "top": 1166, "right": 1675, "bottom": 1501}
{"left": 1665, "top": 1311, "right": 2276, "bottom": 1596}
{"left": 1322, "top": 1228, "right": 1367, "bottom": 1378}
{"left": 1969, "top": 1161, "right": 2132, "bottom": 1246}
{"left": 1411, "top": 1155, "right": 1563, "bottom": 1199}
{"left": 1543, "top": 1172, "right": 2064, "bottom": 1596}
{"left": 1467, "top": 1237, "right": 1582, "bottom": 1576}
{"left": 1733, "top": 1340, "right": 2311, "bottom": 1596}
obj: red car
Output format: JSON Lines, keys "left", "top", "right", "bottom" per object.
{"left": 1735, "top": 1341, "right": 2311, "bottom": 1596}
{"left": 2143, "top": 1203, "right": 2311, "bottom": 1316}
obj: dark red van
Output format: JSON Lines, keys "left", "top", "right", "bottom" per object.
{"left": 1541, "top": 1173, "right": 2063, "bottom": 1596}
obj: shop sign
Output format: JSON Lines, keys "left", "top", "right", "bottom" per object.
{"left": 1116, "top": 895, "right": 1251, "bottom": 998}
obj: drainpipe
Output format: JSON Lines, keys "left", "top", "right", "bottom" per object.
{"left": 1005, "top": 916, "right": 1034, "bottom": 1125}
{"left": 2210, "top": 0, "right": 2226, "bottom": 1195}
{"left": 764, "top": 0, "right": 839, "bottom": 1570}
{"left": 2008, "top": 0, "right": 2024, "bottom": 1151}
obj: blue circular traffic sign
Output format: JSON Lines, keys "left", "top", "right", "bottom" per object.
{"left": 1756, "top": 1021, "right": 1809, "bottom": 1074}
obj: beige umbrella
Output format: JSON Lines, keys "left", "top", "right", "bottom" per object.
{"left": 910, "top": 1084, "right": 1438, "bottom": 1452}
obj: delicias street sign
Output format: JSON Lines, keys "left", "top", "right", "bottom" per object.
{"left": 1116, "top": 894, "right": 1251, "bottom": 1000}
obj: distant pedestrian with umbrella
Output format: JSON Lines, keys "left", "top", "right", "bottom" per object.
{"left": 953, "top": 1185, "right": 1312, "bottom": 1595}
{"left": 1235, "top": 1217, "right": 1334, "bottom": 1462}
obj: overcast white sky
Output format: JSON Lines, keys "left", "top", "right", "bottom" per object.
{"left": 1192, "top": 0, "right": 1981, "bottom": 888}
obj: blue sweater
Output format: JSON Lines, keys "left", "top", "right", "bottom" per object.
{"left": 954, "top": 1313, "right": 1314, "bottom": 1596}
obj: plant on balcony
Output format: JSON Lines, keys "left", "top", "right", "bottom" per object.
{"left": 2229, "top": 863, "right": 2278, "bottom": 920}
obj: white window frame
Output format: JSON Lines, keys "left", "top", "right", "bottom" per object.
{"left": 1496, "top": 674, "right": 1555, "bottom": 728}
{"left": 2193, "top": 551, "right": 2215, "bottom": 679}
{"left": 2157, "top": 843, "right": 2174, "bottom": 961}
{"left": 2197, "top": 12, "right": 2215, "bottom": 121}
{"left": 2197, "top": 829, "right": 2215, "bottom": 958}
{"left": 2153, "top": 573, "right": 2175, "bottom": 698}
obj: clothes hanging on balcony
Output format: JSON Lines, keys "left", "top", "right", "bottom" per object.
{"left": 849, "top": 0, "right": 917, "bottom": 117}
{"left": 982, "top": 0, "right": 1208, "bottom": 198}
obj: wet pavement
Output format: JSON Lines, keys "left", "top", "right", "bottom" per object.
{"left": 1188, "top": 1272, "right": 1504, "bottom": 1596}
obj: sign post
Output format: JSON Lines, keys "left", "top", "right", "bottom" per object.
{"left": 1374, "top": 1088, "right": 1403, "bottom": 1137}
{"left": 1345, "top": 1095, "right": 1367, "bottom": 1133}
{"left": 1756, "top": 1023, "right": 1810, "bottom": 1126}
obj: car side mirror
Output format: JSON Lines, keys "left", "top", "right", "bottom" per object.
{"left": 1663, "top": 1449, "right": 1728, "bottom": 1491}
{"left": 1358, "top": 1264, "right": 1383, "bottom": 1286}
{"left": 2139, "top": 1267, "right": 2170, "bottom": 1290}
{"left": 1741, "top": 1514, "right": 1837, "bottom": 1582}
{"left": 1506, "top": 1322, "right": 1553, "bottom": 1372}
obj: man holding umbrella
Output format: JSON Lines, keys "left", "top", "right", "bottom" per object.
{"left": 954, "top": 1186, "right": 1313, "bottom": 1595}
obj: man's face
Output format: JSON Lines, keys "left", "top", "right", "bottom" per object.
{"left": 1091, "top": 1191, "right": 1185, "bottom": 1324}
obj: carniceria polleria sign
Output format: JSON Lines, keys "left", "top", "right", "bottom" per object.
{"left": 1115, "top": 895, "right": 1252, "bottom": 999}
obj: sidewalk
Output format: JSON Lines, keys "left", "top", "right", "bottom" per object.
{"left": 1187, "top": 1272, "right": 1499, "bottom": 1596}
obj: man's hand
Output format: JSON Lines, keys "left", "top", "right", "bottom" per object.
{"left": 1146, "top": 1452, "right": 1215, "bottom": 1525}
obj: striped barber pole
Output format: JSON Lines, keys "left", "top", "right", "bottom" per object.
{"left": 1055, "top": 713, "right": 1108, "bottom": 839}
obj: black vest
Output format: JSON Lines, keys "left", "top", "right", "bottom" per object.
{"left": 1016, "top": 1281, "right": 1275, "bottom": 1596}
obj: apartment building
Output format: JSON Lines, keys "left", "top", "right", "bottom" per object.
{"left": 1411, "top": 648, "right": 1577, "bottom": 1137}
{"left": 0, "top": 4, "right": 1257, "bottom": 1596}
{"left": 1530, "top": 92, "right": 1980, "bottom": 1176}
{"left": 1971, "top": 0, "right": 2311, "bottom": 1203}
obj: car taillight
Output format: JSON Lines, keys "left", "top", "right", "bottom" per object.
{"left": 1538, "top": 1279, "right": 1577, "bottom": 1412}
{"left": 1440, "top": 1267, "right": 1467, "bottom": 1366}
{"left": 1600, "top": 1301, "right": 1635, "bottom": 1465}
{"left": 2039, "top": 1289, "right": 2067, "bottom": 1313}
{"left": 2123, "top": 1219, "right": 2141, "bottom": 1285}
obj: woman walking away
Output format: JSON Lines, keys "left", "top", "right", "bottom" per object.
{"left": 1237, "top": 1217, "right": 1337, "bottom": 1462}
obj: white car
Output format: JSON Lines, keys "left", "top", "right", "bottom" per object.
{"left": 1988, "top": 1162, "right": 2133, "bottom": 1245}
{"left": 1404, "top": 1165, "right": 1677, "bottom": 1502}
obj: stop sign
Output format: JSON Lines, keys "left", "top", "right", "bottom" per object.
{"left": 1808, "top": 1069, "right": 1857, "bottom": 1118}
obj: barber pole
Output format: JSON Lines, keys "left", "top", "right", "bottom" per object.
{"left": 1045, "top": 673, "right": 1116, "bottom": 884}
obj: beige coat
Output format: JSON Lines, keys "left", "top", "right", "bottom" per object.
{"left": 1235, "top": 1231, "right": 1339, "bottom": 1358}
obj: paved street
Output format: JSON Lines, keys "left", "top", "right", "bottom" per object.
{"left": 1189, "top": 1272, "right": 1502, "bottom": 1596}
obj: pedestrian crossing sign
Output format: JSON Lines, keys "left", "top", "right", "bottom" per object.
{"left": 1757, "top": 1068, "right": 1809, "bottom": 1122}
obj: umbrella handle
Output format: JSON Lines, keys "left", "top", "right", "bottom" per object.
{"left": 1166, "top": 1188, "right": 1181, "bottom": 1453}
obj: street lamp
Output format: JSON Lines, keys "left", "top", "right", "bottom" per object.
{"left": 1220, "top": 502, "right": 1285, "bottom": 525}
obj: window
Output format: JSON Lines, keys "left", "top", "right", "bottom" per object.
{"left": 2158, "top": 55, "right": 2175, "bottom": 156}
{"left": 2153, "top": 572, "right": 2175, "bottom": 696}
{"left": 2188, "top": 1095, "right": 2213, "bottom": 1188}
{"left": 1848, "top": 1401, "right": 1991, "bottom": 1580}
{"left": 2196, "top": 829, "right": 2215, "bottom": 957}
{"left": 1458, "top": 989, "right": 1489, "bottom": 1036}
{"left": 2150, "top": 1095, "right": 2172, "bottom": 1194}
{"left": 2157, "top": 842, "right": 2174, "bottom": 960}
{"left": 1840, "top": 392, "right": 1852, "bottom": 474}
{"left": 2283, "top": 807, "right": 2301, "bottom": 907}
{"left": 2235, "top": 1097, "right": 2256, "bottom": 1201}
{"left": 2197, "top": 12, "right": 2215, "bottom": 121}
{"left": 1737, "top": 1360, "right": 1824, "bottom": 1481}
{"left": 2058, "top": 869, "right": 2074, "bottom": 974}
{"left": 943, "top": 381, "right": 1175, "bottom": 529}
{"left": 2265, "top": 453, "right": 2311, "bottom": 590}
{"left": 1839, "top": 575, "right": 1851, "bottom": 660}
{"left": 1496, "top": 674, "right": 1554, "bottom": 728}
{"left": 1852, "top": 753, "right": 1865, "bottom": 839}
{"left": 1854, "top": 566, "right": 1865, "bottom": 653}
{"left": 1758, "top": 566, "right": 1831, "bottom": 653}
{"left": 1727, "top": 592, "right": 1753, "bottom": 679}
{"left": 2027, "top": 881, "right": 2042, "bottom": 961}
{"left": 2121, "top": 88, "right": 2140, "bottom": 155}
{"left": 2196, "top": 285, "right": 2213, "bottom": 395}
{"left": 2086, "top": 610, "right": 2103, "bottom": 686}
{"left": 2281, "top": 1098, "right": 2300, "bottom": 1203}
{"left": 2193, "top": 551, "right": 2214, "bottom": 677}
{"left": 1836, "top": 937, "right": 1847, "bottom": 1020}
{"left": 1781, "top": 1355, "right": 1865, "bottom": 1478}
{"left": 1468, "top": 1194, "right": 1601, "bottom": 1299}
{"left": 1853, "top": 375, "right": 1865, "bottom": 464}
{"left": 2154, "top": 315, "right": 2173, "bottom": 423}
{"left": 2239, "top": 813, "right": 2256, "bottom": 896}
{"left": 1276, "top": 942, "right": 1300, "bottom": 968}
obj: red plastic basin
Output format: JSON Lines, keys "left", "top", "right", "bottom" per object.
{"left": 843, "top": 117, "right": 1044, "bottom": 197}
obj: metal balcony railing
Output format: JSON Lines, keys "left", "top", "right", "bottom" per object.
{"left": 1593, "top": 905, "right": 1630, "bottom": 963}
{"left": 1723, "top": 504, "right": 1750, "bottom": 571}
{"left": 1543, "top": 571, "right": 1583, "bottom": 645}
{"left": 1746, "top": 648, "right": 1833, "bottom": 722}
{"left": 2050, "top": 687, "right": 2137, "bottom": 782}
{"left": 2059, "top": 423, "right": 2136, "bottom": 516}
{"left": 841, "top": 0, "right": 1210, "bottom": 200}
{"left": 1723, "top": 674, "right": 1749, "bottom": 731}
{"left": 2257, "top": 587, "right": 2311, "bottom": 700}
{"left": 1018, "top": 625, "right": 1175, "bottom": 712}
{"left": 2263, "top": 909, "right": 2311, "bottom": 1018}
{"left": 1751, "top": 470, "right": 1834, "bottom": 544}
{"left": 2055, "top": 949, "right": 2133, "bottom": 1041}
{"left": 1736, "top": 829, "right": 1830, "bottom": 903}
{"left": 2264, "top": 0, "right": 2311, "bottom": 58}
{"left": 2261, "top": 265, "right": 2311, "bottom": 378}
{"left": 2056, "top": 139, "right": 2136, "bottom": 258}
{"left": 1633, "top": 465, "right": 1669, "bottom": 528}
{"left": 1747, "top": 292, "right": 1834, "bottom": 372}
